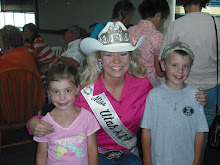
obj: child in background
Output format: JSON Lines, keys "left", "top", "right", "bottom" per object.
{"left": 34, "top": 59, "right": 100, "bottom": 165}
{"left": 140, "top": 42, "right": 208, "bottom": 165}
{"left": 23, "top": 23, "right": 56, "bottom": 75}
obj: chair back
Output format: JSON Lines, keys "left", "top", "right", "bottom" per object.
{"left": 51, "top": 46, "right": 66, "bottom": 57}
{"left": 0, "top": 68, "right": 43, "bottom": 124}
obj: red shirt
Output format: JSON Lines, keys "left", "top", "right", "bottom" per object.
{"left": 0, "top": 46, "right": 46, "bottom": 110}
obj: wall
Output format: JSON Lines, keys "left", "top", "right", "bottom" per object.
{"left": 37, "top": 0, "right": 176, "bottom": 47}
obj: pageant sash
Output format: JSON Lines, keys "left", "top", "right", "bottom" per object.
{"left": 81, "top": 84, "right": 137, "bottom": 149}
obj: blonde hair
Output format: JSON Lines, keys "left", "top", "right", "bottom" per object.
{"left": 80, "top": 49, "right": 147, "bottom": 87}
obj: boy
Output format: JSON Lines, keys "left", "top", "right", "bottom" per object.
{"left": 140, "top": 42, "right": 209, "bottom": 165}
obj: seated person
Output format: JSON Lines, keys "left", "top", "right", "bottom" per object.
{"left": 60, "top": 25, "right": 87, "bottom": 73}
{"left": 0, "top": 25, "right": 46, "bottom": 110}
{"left": 23, "top": 23, "right": 56, "bottom": 75}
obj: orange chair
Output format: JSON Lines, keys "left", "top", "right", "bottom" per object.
{"left": 0, "top": 68, "right": 44, "bottom": 152}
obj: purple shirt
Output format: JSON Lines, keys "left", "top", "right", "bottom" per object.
{"left": 75, "top": 73, "right": 153, "bottom": 150}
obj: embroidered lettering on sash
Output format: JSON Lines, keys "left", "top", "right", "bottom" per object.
{"left": 81, "top": 84, "right": 136, "bottom": 149}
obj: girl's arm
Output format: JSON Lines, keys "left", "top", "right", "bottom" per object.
{"left": 154, "top": 55, "right": 165, "bottom": 78}
{"left": 193, "top": 132, "right": 205, "bottom": 165}
{"left": 87, "top": 133, "right": 98, "bottom": 165}
{"left": 142, "top": 128, "right": 153, "bottom": 165}
{"left": 36, "top": 142, "right": 48, "bottom": 165}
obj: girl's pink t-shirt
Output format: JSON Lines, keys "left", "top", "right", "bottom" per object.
{"left": 34, "top": 108, "right": 100, "bottom": 165}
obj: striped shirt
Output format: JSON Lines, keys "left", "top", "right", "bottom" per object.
{"left": 25, "top": 37, "right": 56, "bottom": 64}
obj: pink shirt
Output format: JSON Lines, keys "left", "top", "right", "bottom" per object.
{"left": 75, "top": 73, "right": 152, "bottom": 150}
{"left": 34, "top": 108, "right": 100, "bottom": 165}
{"left": 128, "top": 20, "right": 164, "bottom": 87}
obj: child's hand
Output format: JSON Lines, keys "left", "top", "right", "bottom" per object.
{"left": 195, "top": 88, "right": 208, "bottom": 105}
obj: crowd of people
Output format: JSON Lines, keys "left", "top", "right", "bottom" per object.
{"left": 0, "top": 0, "right": 219, "bottom": 165}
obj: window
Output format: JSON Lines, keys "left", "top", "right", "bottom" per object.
{"left": 0, "top": 11, "right": 35, "bottom": 29}
{"left": 0, "top": 0, "right": 35, "bottom": 29}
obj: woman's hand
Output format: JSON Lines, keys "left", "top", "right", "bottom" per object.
{"left": 195, "top": 88, "right": 208, "bottom": 105}
{"left": 29, "top": 118, "right": 54, "bottom": 137}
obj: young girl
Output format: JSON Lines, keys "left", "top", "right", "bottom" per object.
{"left": 33, "top": 59, "right": 100, "bottom": 165}
{"left": 23, "top": 23, "right": 56, "bottom": 75}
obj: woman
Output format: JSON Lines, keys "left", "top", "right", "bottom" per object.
{"left": 128, "top": 0, "right": 170, "bottom": 87}
{"left": 158, "top": 0, "right": 219, "bottom": 160}
{"left": 23, "top": 23, "right": 56, "bottom": 75}
{"left": 0, "top": 25, "right": 45, "bottom": 110}
{"left": 28, "top": 21, "right": 152, "bottom": 165}
{"left": 90, "top": 0, "right": 135, "bottom": 39}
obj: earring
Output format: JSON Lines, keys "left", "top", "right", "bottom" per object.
{"left": 99, "top": 61, "right": 102, "bottom": 70}
{"left": 130, "top": 59, "right": 134, "bottom": 65}
{"left": 157, "top": 17, "right": 161, "bottom": 21}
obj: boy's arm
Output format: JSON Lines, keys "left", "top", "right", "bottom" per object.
{"left": 36, "top": 142, "right": 48, "bottom": 165}
{"left": 142, "top": 128, "right": 153, "bottom": 165}
{"left": 87, "top": 132, "right": 98, "bottom": 165}
{"left": 193, "top": 132, "right": 205, "bottom": 165}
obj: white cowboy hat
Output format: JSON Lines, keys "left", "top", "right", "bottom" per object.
{"left": 80, "top": 21, "right": 145, "bottom": 55}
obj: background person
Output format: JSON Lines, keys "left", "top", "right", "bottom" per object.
{"left": 90, "top": 0, "right": 135, "bottom": 39}
{"left": 23, "top": 23, "right": 56, "bottom": 75}
{"left": 60, "top": 25, "right": 87, "bottom": 73}
{"left": 0, "top": 25, "right": 45, "bottom": 110}
{"left": 128, "top": 0, "right": 170, "bottom": 87}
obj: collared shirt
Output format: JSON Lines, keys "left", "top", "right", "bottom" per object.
{"left": 75, "top": 73, "right": 153, "bottom": 150}
{"left": 24, "top": 37, "right": 56, "bottom": 64}
{"left": 61, "top": 39, "right": 85, "bottom": 73}
{"left": 128, "top": 20, "right": 164, "bottom": 87}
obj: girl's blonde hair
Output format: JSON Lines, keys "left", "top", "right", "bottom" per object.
{"left": 80, "top": 49, "right": 147, "bottom": 87}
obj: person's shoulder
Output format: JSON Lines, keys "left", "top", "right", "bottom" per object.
{"left": 185, "top": 85, "right": 198, "bottom": 93}
{"left": 149, "top": 83, "right": 165, "bottom": 95}
{"left": 41, "top": 112, "right": 52, "bottom": 122}
{"left": 128, "top": 75, "right": 151, "bottom": 86}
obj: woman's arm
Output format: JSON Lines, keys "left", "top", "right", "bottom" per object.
{"left": 195, "top": 88, "right": 208, "bottom": 105}
{"left": 36, "top": 142, "right": 48, "bottom": 165}
{"left": 154, "top": 55, "right": 165, "bottom": 78}
{"left": 193, "top": 132, "right": 205, "bottom": 165}
{"left": 87, "top": 133, "right": 98, "bottom": 165}
{"left": 27, "top": 117, "right": 54, "bottom": 136}
{"left": 142, "top": 128, "right": 153, "bottom": 165}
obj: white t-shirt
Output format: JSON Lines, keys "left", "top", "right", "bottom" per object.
{"left": 141, "top": 83, "right": 209, "bottom": 165}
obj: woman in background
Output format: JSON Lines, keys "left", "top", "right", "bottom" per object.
{"left": 128, "top": 0, "right": 170, "bottom": 87}
{"left": 23, "top": 23, "right": 56, "bottom": 75}
{"left": 90, "top": 0, "right": 135, "bottom": 39}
